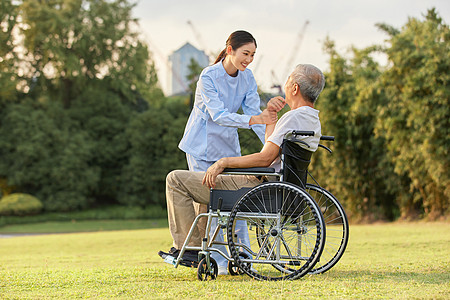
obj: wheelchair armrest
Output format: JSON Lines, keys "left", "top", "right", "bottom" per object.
{"left": 223, "top": 167, "right": 276, "bottom": 174}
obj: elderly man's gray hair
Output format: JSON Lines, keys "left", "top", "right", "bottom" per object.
{"left": 291, "top": 64, "right": 325, "bottom": 103}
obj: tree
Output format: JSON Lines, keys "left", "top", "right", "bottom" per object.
{"left": 375, "top": 9, "right": 449, "bottom": 219}
{"left": 118, "top": 97, "right": 190, "bottom": 206}
{"left": 0, "top": 1, "right": 20, "bottom": 107}
{"left": 186, "top": 58, "right": 203, "bottom": 108}
{"left": 0, "top": 0, "right": 166, "bottom": 211}
{"left": 0, "top": 100, "right": 100, "bottom": 210}
{"left": 314, "top": 9, "right": 449, "bottom": 221}
{"left": 313, "top": 38, "right": 397, "bottom": 221}
{"left": 18, "top": 0, "right": 160, "bottom": 107}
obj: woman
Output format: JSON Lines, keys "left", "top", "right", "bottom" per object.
{"left": 178, "top": 30, "right": 282, "bottom": 275}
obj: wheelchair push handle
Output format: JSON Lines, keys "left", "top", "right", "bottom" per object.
{"left": 319, "top": 135, "right": 334, "bottom": 154}
{"left": 291, "top": 130, "right": 314, "bottom": 136}
{"left": 290, "top": 130, "right": 335, "bottom": 142}
{"left": 320, "top": 135, "right": 335, "bottom": 141}
{"left": 289, "top": 130, "right": 335, "bottom": 153}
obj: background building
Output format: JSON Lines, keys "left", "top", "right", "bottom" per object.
{"left": 168, "top": 42, "right": 209, "bottom": 95}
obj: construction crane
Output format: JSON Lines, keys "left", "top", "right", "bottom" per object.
{"left": 271, "top": 70, "right": 282, "bottom": 94}
{"left": 282, "top": 20, "right": 309, "bottom": 81}
{"left": 271, "top": 20, "right": 309, "bottom": 93}
{"left": 186, "top": 20, "right": 214, "bottom": 62}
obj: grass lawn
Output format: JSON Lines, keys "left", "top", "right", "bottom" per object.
{"left": 0, "top": 222, "right": 449, "bottom": 299}
{"left": 0, "top": 219, "right": 168, "bottom": 234}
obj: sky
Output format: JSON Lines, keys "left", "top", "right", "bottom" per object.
{"left": 132, "top": 0, "right": 449, "bottom": 95}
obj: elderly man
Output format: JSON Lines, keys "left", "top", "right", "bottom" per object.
{"left": 158, "top": 64, "right": 325, "bottom": 270}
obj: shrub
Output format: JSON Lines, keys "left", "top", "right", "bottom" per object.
{"left": 0, "top": 101, "right": 100, "bottom": 211}
{"left": 0, "top": 193, "right": 43, "bottom": 216}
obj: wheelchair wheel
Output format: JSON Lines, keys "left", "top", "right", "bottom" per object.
{"left": 197, "top": 257, "right": 218, "bottom": 281}
{"left": 305, "top": 184, "right": 349, "bottom": 274}
{"left": 228, "top": 252, "right": 250, "bottom": 276}
{"left": 227, "top": 182, "right": 325, "bottom": 281}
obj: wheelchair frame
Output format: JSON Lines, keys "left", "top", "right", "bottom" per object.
{"left": 164, "top": 131, "right": 349, "bottom": 281}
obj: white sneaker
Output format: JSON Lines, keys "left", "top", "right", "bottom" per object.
{"left": 218, "top": 266, "right": 228, "bottom": 275}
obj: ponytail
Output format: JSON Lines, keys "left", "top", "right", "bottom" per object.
{"left": 214, "top": 48, "right": 227, "bottom": 64}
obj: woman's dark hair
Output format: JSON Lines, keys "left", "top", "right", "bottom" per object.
{"left": 214, "top": 30, "right": 257, "bottom": 64}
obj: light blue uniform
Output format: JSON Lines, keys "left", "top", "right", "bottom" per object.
{"left": 179, "top": 61, "right": 263, "bottom": 271}
{"left": 179, "top": 61, "right": 265, "bottom": 161}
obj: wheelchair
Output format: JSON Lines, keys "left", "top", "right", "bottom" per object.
{"left": 164, "top": 131, "right": 349, "bottom": 281}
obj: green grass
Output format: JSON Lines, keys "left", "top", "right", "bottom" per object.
{"left": 1, "top": 222, "right": 449, "bottom": 299}
{"left": 0, "top": 219, "right": 168, "bottom": 234}
{"left": 0, "top": 205, "right": 167, "bottom": 227}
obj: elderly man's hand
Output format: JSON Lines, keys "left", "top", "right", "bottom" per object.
{"left": 267, "top": 96, "right": 286, "bottom": 112}
{"left": 202, "top": 159, "right": 226, "bottom": 189}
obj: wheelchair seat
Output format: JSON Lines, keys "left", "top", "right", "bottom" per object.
{"left": 210, "top": 137, "right": 313, "bottom": 215}
{"left": 221, "top": 138, "right": 314, "bottom": 188}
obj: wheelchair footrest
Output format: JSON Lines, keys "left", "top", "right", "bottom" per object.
{"left": 163, "top": 255, "right": 199, "bottom": 268}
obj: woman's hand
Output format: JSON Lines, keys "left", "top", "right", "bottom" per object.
{"left": 260, "top": 109, "right": 278, "bottom": 124}
{"left": 267, "top": 96, "right": 286, "bottom": 112}
{"left": 202, "top": 159, "right": 226, "bottom": 189}
{"left": 249, "top": 109, "right": 278, "bottom": 125}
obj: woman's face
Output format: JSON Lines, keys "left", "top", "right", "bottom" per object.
{"left": 228, "top": 42, "right": 256, "bottom": 72}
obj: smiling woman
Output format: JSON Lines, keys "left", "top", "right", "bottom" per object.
{"left": 178, "top": 30, "right": 275, "bottom": 166}
{"left": 173, "top": 30, "right": 283, "bottom": 275}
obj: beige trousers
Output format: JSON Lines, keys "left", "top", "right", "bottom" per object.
{"left": 165, "top": 170, "right": 261, "bottom": 249}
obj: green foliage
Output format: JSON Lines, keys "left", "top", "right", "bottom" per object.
{"left": 0, "top": 2, "right": 447, "bottom": 221}
{"left": 0, "top": 178, "right": 15, "bottom": 198}
{"left": 0, "top": 101, "right": 100, "bottom": 211}
{"left": 18, "top": 0, "right": 160, "bottom": 106}
{"left": 315, "top": 9, "right": 449, "bottom": 221}
{"left": 0, "top": 0, "right": 174, "bottom": 212}
{"left": 118, "top": 97, "right": 190, "bottom": 206}
{"left": 69, "top": 84, "right": 133, "bottom": 203}
{"left": 186, "top": 58, "right": 203, "bottom": 97}
{"left": 185, "top": 58, "right": 204, "bottom": 110}
{"left": 238, "top": 128, "right": 263, "bottom": 156}
{"left": 375, "top": 8, "right": 449, "bottom": 219}
{"left": 314, "top": 39, "right": 397, "bottom": 221}
{"left": 0, "top": 193, "right": 43, "bottom": 216}
{"left": 0, "top": 1, "right": 20, "bottom": 106}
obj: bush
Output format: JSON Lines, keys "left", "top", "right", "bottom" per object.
{"left": 118, "top": 98, "right": 189, "bottom": 207}
{"left": 0, "top": 193, "right": 43, "bottom": 216}
{"left": 0, "top": 101, "right": 100, "bottom": 211}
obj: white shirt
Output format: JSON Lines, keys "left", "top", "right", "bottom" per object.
{"left": 266, "top": 106, "right": 321, "bottom": 171}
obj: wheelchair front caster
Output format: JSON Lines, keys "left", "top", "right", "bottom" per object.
{"left": 228, "top": 252, "right": 250, "bottom": 276}
{"left": 197, "top": 257, "right": 218, "bottom": 281}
